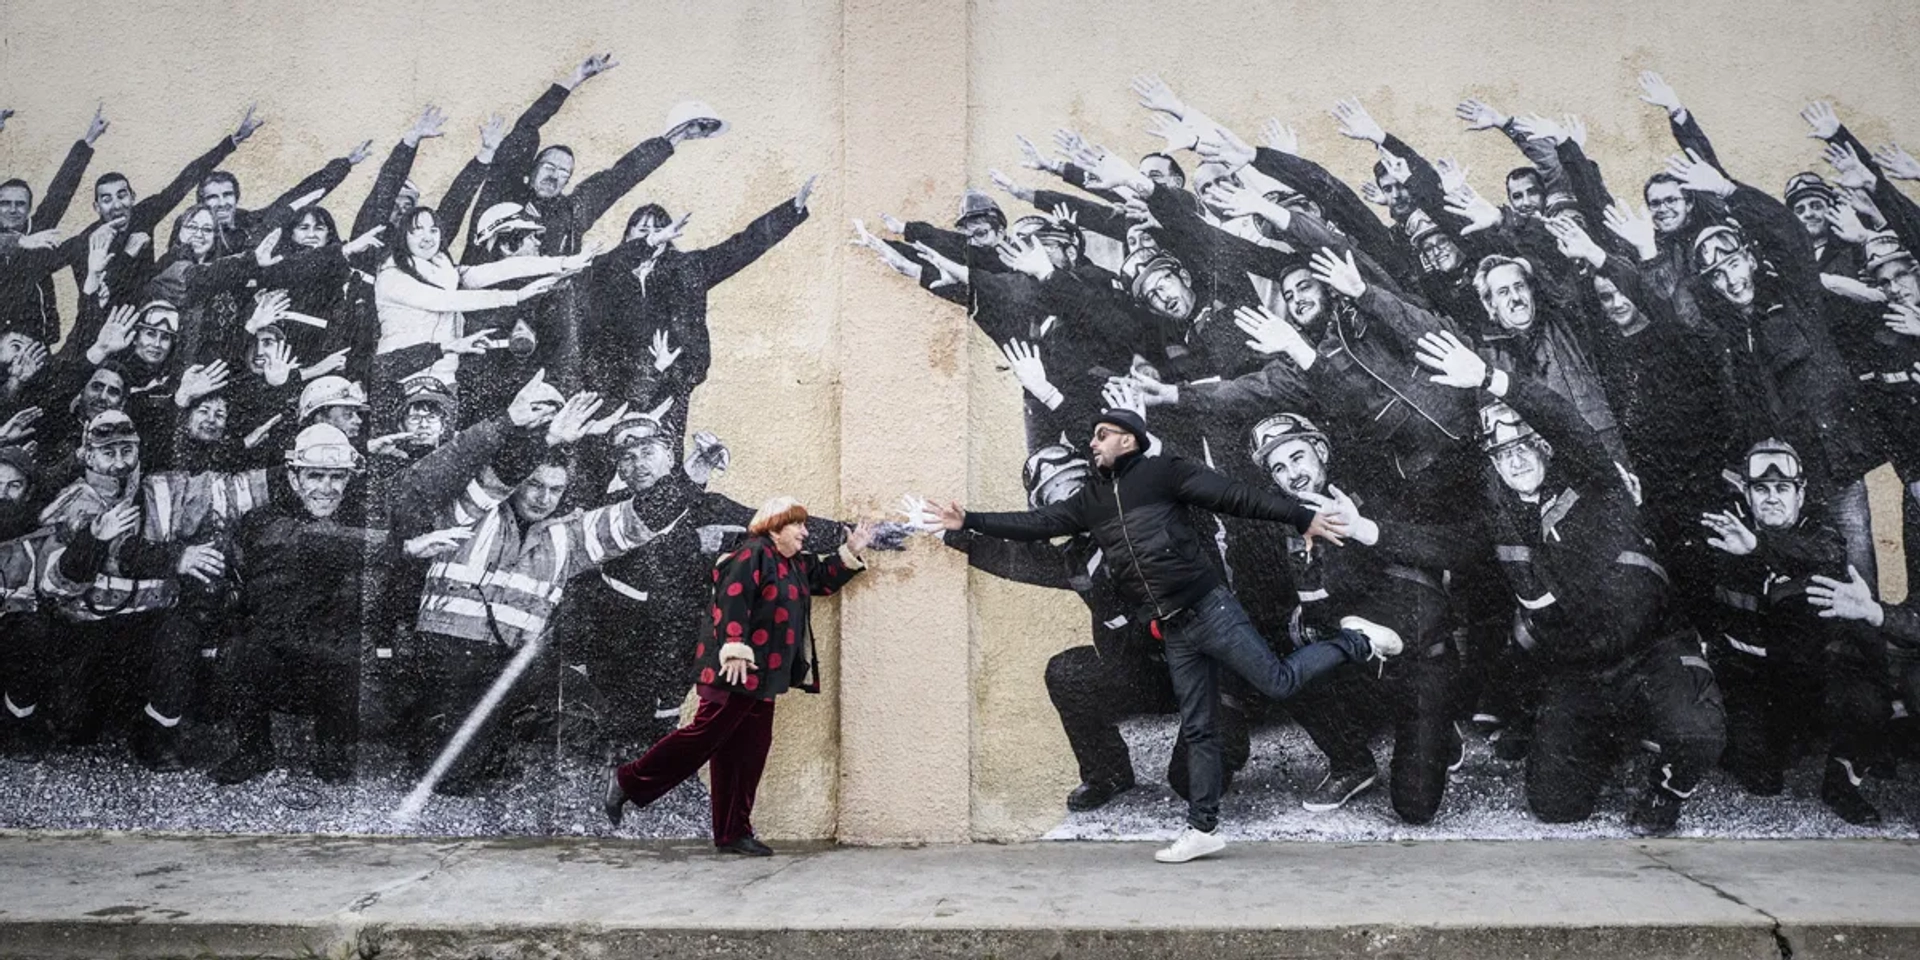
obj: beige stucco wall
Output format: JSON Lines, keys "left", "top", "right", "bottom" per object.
{"left": 4, "top": 0, "right": 1918, "bottom": 843}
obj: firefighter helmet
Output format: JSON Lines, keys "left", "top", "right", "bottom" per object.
{"left": 1022, "top": 441, "right": 1091, "bottom": 508}
{"left": 286, "top": 423, "right": 362, "bottom": 471}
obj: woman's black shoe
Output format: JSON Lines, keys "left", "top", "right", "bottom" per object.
{"left": 719, "top": 836, "right": 774, "bottom": 857}
{"left": 604, "top": 768, "right": 628, "bottom": 827}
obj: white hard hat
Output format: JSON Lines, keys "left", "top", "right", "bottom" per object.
{"left": 298, "top": 376, "right": 368, "bottom": 422}
{"left": 286, "top": 423, "right": 363, "bottom": 471}
{"left": 663, "top": 100, "right": 729, "bottom": 138}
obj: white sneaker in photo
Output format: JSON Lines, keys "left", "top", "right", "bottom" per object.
{"left": 1340, "top": 615, "right": 1404, "bottom": 660}
{"left": 1153, "top": 827, "right": 1226, "bottom": 863}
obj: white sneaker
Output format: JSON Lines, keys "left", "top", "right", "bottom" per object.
{"left": 1154, "top": 827, "right": 1226, "bottom": 863}
{"left": 1340, "top": 615, "right": 1403, "bottom": 660}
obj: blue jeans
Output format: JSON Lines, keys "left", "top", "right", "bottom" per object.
{"left": 1160, "top": 585, "right": 1367, "bottom": 832}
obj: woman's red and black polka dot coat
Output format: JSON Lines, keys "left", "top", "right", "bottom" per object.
{"left": 694, "top": 535, "right": 863, "bottom": 699}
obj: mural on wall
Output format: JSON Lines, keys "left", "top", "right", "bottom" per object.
{"left": 876, "top": 72, "right": 1920, "bottom": 839}
{"left": 0, "top": 53, "right": 890, "bottom": 838}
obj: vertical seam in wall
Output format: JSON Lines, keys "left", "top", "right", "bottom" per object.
{"left": 831, "top": 0, "right": 849, "bottom": 843}
{"left": 961, "top": 0, "right": 980, "bottom": 843}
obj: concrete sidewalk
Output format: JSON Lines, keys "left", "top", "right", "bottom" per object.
{"left": 1, "top": 833, "right": 1916, "bottom": 959}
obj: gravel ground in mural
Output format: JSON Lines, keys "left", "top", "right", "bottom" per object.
{"left": 0, "top": 724, "right": 709, "bottom": 839}
{"left": 1046, "top": 717, "right": 1920, "bottom": 842}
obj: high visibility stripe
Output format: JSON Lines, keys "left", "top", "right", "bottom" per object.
{"left": 433, "top": 596, "right": 547, "bottom": 633}
{"left": 600, "top": 573, "right": 649, "bottom": 602}
{"left": 1495, "top": 545, "right": 1531, "bottom": 562}
{"left": 1517, "top": 591, "right": 1556, "bottom": 610}
{"left": 1297, "top": 588, "right": 1329, "bottom": 602}
{"left": 235, "top": 470, "right": 265, "bottom": 515}
{"left": 210, "top": 476, "right": 229, "bottom": 523}
{"left": 433, "top": 565, "right": 554, "bottom": 598}
{"left": 548, "top": 525, "right": 572, "bottom": 593}
{"left": 1616, "top": 550, "right": 1669, "bottom": 583}
{"left": 1714, "top": 585, "right": 1760, "bottom": 612}
{"left": 580, "top": 512, "right": 607, "bottom": 566}
{"left": 148, "top": 475, "right": 174, "bottom": 538}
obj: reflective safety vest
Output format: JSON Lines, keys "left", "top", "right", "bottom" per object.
{"left": 415, "top": 476, "right": 655, "bottom": 648}
{"left": 38, "top": 469, "right": 269, "bottom": 622}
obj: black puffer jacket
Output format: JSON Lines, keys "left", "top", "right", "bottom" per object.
{"left": 963, "top": 452, "right": 1315, "bottom": 620}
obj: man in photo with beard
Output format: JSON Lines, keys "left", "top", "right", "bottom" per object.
{"left": 211, "top": 423, "right": 390, "bottom": 785}
{"left": 0, "top": 445, "right": 56, "bottom": 761}
{"left": 912, "top": 441, "right": 1251, "bottom": 813}
{"left": 926, "top": 407, "right": 1401, "bottom": 863}
{"left": 1700, "top": 438, "right": 1891, "bottom": 825}
{"left": 37, "top": 410, "right": 271, "bottom": 770}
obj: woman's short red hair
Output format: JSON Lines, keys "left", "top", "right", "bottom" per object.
{"left": 748, "top": 496, "right": 809, "bottom": 537}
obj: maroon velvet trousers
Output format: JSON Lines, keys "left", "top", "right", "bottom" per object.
{"left": 615, "top": 688, "right": 776, "bottom": 846}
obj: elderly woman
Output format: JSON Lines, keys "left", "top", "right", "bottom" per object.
{"left": 605, "top": 496, "right": 873, "bottom": 856}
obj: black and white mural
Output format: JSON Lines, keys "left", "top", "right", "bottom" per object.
{"left": 0, "top": 54, "right": 892, "bottom": 837}
{"left": 876, "top": 73, "right": 1920, "bottom": 839}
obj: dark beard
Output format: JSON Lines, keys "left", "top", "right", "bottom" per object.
{"left": 0, "top": 498, "right": 36, "bottom": 540}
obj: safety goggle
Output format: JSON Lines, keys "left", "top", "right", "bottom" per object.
{"left": 1746, "top": 450, "right": 1802, "bottom": 482}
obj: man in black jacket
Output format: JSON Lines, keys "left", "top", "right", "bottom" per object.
{"left": 927, "top": 442, "right": 1251, "bottom": 813}
{"left": 930, "top": 408, "right": 1400, "bottom": 863}
{"left": 0, "top": 105, "right": 108, "bottom": 342}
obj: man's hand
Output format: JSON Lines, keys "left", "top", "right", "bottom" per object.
{"left": 1808, "top": 566, "right": 1883, "bottom": 625}
{"left": 1821, "top": 273, "right": 1885, "bottom": 304}
{"left": 1603, "top": 202, "right": 1659, "bottom": 261}
{"left": 1015, "top": 134, "right": 1063, "bottom": 174}
{"left": 255, "top": 229, "right": 285, "bottom": 267}
{"left": 18, "top": 229, "right": 61, "bottom": 251}
{"left": 91, "top": 303, "right": 138, "bottom": 360}
{"left": 1544, "top": 214, "right": 1606, "bottom": 268}
{"left": 1414, "top": 330, "right": 1491, "bottom": 389}
{"left": 878, "top": 213, "right": 907, "bottom": 236}
{"left": 0, "top": 407, "right": 42, "bottom": 445}
{"left": 1376, "top": 146, "right": 1411, "bottom": 186}
{"left": 345, "top": 139, "right": 374, "bottom": 166}
{"left": 477, "top": 114, "right": 507, "bottom": 164}
{"left": 931, "top": 499, "right": 966, "bottom": 531}
{"left": 260, "top": 340, "right": 297, "bottom": 387}
{"left": 795, "top": 174, "right": 818, "bottom": 213}
{"left": 6, "top": 342, "right": 47, "bottom": 386}
{"left": 1800, "top": 100, "right": 1842, "bottom": 140}
{"left": 1637, "top": 71, "right": 1685, "bottom": 117}
{"left": 913, "top": 241, "right": 966, "bottom": 289}
{"left": 685, "top": 430, "right": 731, "bottom": 485}
{"left": 507, "top": 369, "right": 555, "bottom": 427}
{"left": 1260, "top": 118, "right": 1300, "bottom": 155}
{"left": 565, "top": 52, "right": 619, "bottom": 90}
{"left": 1701, "top": 510, "right": 1758, "bottom": 555}
{"left": 1206, "top": 179, "right": 1286, "bottom": 227}
{"left": 988, "top": 168, "right": 1036, "bottom": 204}
{"left": 1444, "top": 183, "right": 1503, "bottom": 235}
{"left": 403, "top": 104, "right": 448, "bottom": 147}
{"left": 84, "top": 103, "right": 110, "bottom": 146}
{"left": 1299, "top": 485, "right": 1377, "bottom": 545}
{"left": 1563, "top": 114, "right": 1589, "bottom": 148}
{"left": 581, "top": 399, "right": 635, "bottom": 440}
{"left": 1308, "top": 247, "right": 1365, "bottom": 298}
{"left": 85, "top": 221, "right": 117, "bottom": 282}
{"left": 996, "top": 235, "right": 1055, "bottom": 280}
{"left": 1873, "top": 143, "right": 1920, "bottom": 181}
{"left": 1433, "top": 157, "right": 1471, "bottom": 195}
{"left": 1511, "top": 113, "right": 1568, "bottom": 145}
{"left": 649, "top": 328, "right": 682, "bottom": 372}
{"left": 1303, "top": 508, "right": 1348, "bottom": 548}
{"left": 645, "top": 211, "right": 691, "bottom": 249}
{"left": 89, "top": 501, "right": 141, "bottom": 542}
{"left": 174, "top": 361, "right": 231, "bottom": 408}
{"left": 247, "top": 289, "right": 292, "bottom": 334}
{"left": 1131, "top": 74, "right": 1188, "bottom": 117}
{"left": 1455, "top": 97, "right": 1507, "bottom": 132}
{"left": 545, "top": 391, "right": 606, "bottom": 447}
{"left": 1145, "top": 111, "right": 1201, "bottom": 154}
{"left": 344, "top": 225, "right": 386, "bottom": 258}
{"left": 1825, "top": 203, "right": 1877, "bottom": 245}
{"left": 1329, "top": 98, "right": 1386, "bottom": 145}
{"left": 368, "top": 431, "right": 415, "bottom": 459}
{"left": 1824, "top": 141, "right": 1878, "bottom": 192}
{"left": 1070, "top": 144, "right": 1150, "bottom": 195}
{"left": 300, "top": 348, "right": 349, "bottom": 381}
{"left": 177, "top": 543, "right": 226, "bottom": 584}
{"left": 404, "top": 526, "right": 475, "bottom": 559}
{"left": 1232, "top": 304, "right": 1314, "bottom": 367}
{"left": 231, "top": 103, "right": 265, "bottom": 145}
{"left": 1000, "top": 339, "right": 1060, "bottom": 406}
{"left": 1193, "top": 121, "right": 1256, "bottom": 169}
{"left": 1665, "top": 149, "right": 1735, "bottom": 197}
{"left": 1885, "top": 302, "right": 1920, "bottom": 338}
